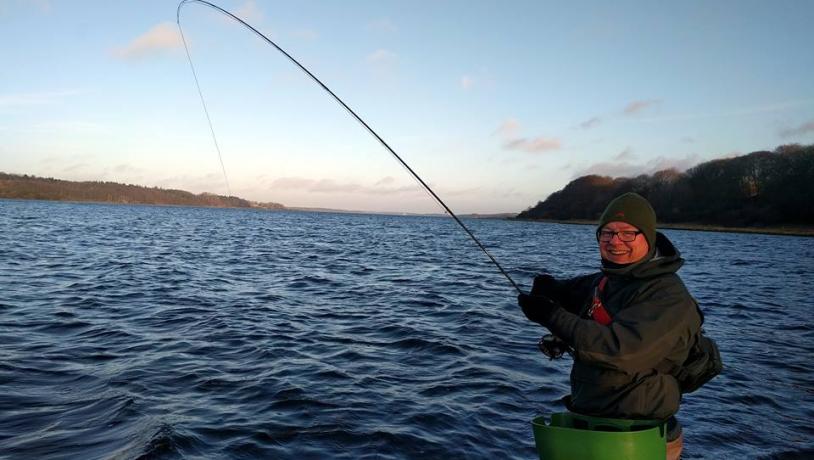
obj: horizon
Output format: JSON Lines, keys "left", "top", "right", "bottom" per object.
{"left": 3, "top": 141, "right": 808, "bottom": 216}
{"left": 2, "top": 1, "right": 813, "bottom": 214}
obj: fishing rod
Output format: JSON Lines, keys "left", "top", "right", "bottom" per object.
{"left": 176, "top": 0, "right": 522, "bottom": 294}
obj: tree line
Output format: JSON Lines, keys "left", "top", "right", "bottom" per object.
{"left": 0, "top": 173, "right": 284, "bottom": 210}
{"left": 517, "top": 143, "right": 814, "bottom": 227}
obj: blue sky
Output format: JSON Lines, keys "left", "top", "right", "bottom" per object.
{"left": 1, "top": 1, "right": 813, "bottom": 213}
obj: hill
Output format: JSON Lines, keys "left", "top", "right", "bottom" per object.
{"left": 517, "top": 143, "right": 814, "bottom": 229}
{"left": 0, "top": 173, "right": 284, "bottom": 210}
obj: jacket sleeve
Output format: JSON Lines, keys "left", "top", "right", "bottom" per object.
{"left": 544, "top": 275, "right": 701, "bottom": 374}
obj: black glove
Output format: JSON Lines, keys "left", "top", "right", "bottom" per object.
{"left": 531, "top": 274, "right": 559, "bottom": 298}
{"left": 518, "top": 292, "right": 561, "bottom": 326}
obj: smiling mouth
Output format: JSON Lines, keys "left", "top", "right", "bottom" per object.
{"left": 608, "top": 249, "right": 630, "bottom": 256}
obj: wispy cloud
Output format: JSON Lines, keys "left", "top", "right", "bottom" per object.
{"left": 368, "top": 18, "right": 398, "bottom": 33}
{"left": 638, "top": 99, "right": 814, "bottom": 123}
{"left": 113, "top": 22, "right": 182, "bottom": 60}
{"left": 28, "top": 0, "right": 52, "bottom": 13}
{"left": 613, "top": 147, "right": 635, "bottom": 161}
{"left": 0, "top": 90, "right": 81, "bottom": 107}
{"left": 4, "top": 0, "right": 52, "bottom": 14}
{"left": 366, "top": 49, "right": 398, "bottom": 76}
{"left": 63, "top": 163, "right": 89, "bottom": 173}
{"left": 645, "top": 154, "right": 702, "bottom": 172}
{"left": 578, "top": 116, "right": 602, "bottom": 129}
{"left": 269, "top": 176, "right": 420, "bottom": 195}
{"left": 458, "top": 69, "right": 494, "bottom": 91}
{"left": 37, "top": 121, "right": 105, "bottom": 134}
{"left": 4, "top": 120, "right": 104, "bottom": 136}
{"left": 290, "top": 28, "right": 318, "bottom": 41}
{"left": 779, "top": 120, "right": 814, "bottom": 138}
{"left": 235, "top": 0, "right": 263, "bottom": 23}
{"left": 40, "top": 154, "right": 94, "bottom": 166}
{"left": 112, "top": 163, "right": 143, "bottom": 175}
{"left": 623, "top": 99, "right": 661, "bottom": 115}
{"left": 504, "top": 137, "right": 561, "bottom": 153}
{"left": 493, "top": 118, "right": 560, "bottom": 153}
{"left": 573, "top": 153, "right": 702, "bottom": 178}
{"left": 374, "top": 176, "right": 396, "bottom": 186}
{"left": 493, "top": 118, "right": 521, "bottom": 138}
{"left": 153, "top": 173, "right": 226, "bottom": 194}
{"left": 366, "top": 49, "right": 397, "bottom": 64}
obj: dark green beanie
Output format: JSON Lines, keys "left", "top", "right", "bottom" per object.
{"left": 597, "top": 192, "right": 657, "bottom": 249}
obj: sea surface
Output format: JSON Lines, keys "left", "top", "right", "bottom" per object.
{"left": 1, "top": 199, "right": 812, "bottom": 459}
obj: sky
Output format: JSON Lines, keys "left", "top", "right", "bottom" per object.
{"left": 1, "top": 0, "right": 813, "bottom": 214}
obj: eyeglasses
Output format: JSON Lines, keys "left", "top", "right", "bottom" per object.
{"left": 597, "top": 230, "right": 642, "bottom": 242}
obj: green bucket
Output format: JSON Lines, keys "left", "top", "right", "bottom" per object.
{"left": 531, "top": 412, "right": 666, "bottom": 460}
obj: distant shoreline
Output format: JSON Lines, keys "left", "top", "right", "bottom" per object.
{"left": 5, "top": 197, "right": 812, "bottom": 237}
{"left": 512, "top": 217, "right": 814, "bottom": 237}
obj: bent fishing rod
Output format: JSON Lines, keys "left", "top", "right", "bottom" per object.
{"left": 176, "top": 0, "right": 522, "bottom": 294}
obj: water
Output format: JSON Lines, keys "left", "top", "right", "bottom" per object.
{"left": 1, "top": 199, "right": 812, "bottom": 459}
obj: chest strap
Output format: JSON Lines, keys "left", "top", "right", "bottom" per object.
{"left": 587, "top": 276, "right": 612, "bottom": 325}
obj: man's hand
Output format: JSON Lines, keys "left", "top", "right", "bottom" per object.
{"left": 531, "top": 274, "right": 559, "bottom": 297}
{"left": 517, "top": 292, "right": 561, "bottom": 326}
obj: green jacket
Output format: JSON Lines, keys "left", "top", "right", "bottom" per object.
{"left": 540, "top": 232, "right": 702, "bottom": 420}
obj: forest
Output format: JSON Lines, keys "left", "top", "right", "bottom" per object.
{"left": 517, "top": 144, "right": 813, "bottom": 227}
{"left": 0, "top": 173, "right": 284, "bottom": 210}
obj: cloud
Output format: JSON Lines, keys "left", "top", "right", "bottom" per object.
{"left": 11, "top": 0, "right": 53, "bottom": 13}
{"left": 36, "top": 0, "right": 51, "bottom": 12}
{"left": 368, "top": 18, "right": 398, "bottom": 33}
{"left": 366, "top": 49, "right": 397, "bottom": 65}
{"left": 63, "top": 163, "right": 89, "bottom": 173}
{"left": 3, "top": 0, "right": 52, "bottom": 14}
{"left": 573, "top": 153, "right": 702, "bottom": 179}
{"left": 578, "top": 116, "right": 602, "bottom": 129}
{"left": 504, "top": 137, "right": 561, "bottom": 153}
{"left": 644, "top": 154, "right": 702, "bottom": 172}
{"left": 681, "top": 136, "right": 695, "bottom": 144}
{"left": 374, "top": 176, "right": 396, "bottom": 186}
{"left": 269, "top": 177, "right": 314, "bottom": 189}
{"left": 494, "top": 118, "right": 560, "bottom": 153}
{"left": 113, "top": 22, "right": 182, "bottom": 60}
{"left": 613, "top": 147, "right": 635, "bottom": 161}
{"left": 636, "top": 99, "right": 814, "bottom": 123}
{"left": 40, "top": 153, "right": 93, "bottom": 165}
{"left": 779, "top": 120, "right": 814, "bottom": 138}
{"left": 310, "top": 179, "right": 364, "bottom": 193}
{"left": 153, "top": 173, "right": 226, "bottom": 193}
{"left": 112, "top": 163, "right": 143, "bottom": 174}
{"left": 269, "top": 176, "right": 420, "bottom": 195}
{"left": 623, "top": 99, "right": 660, "bottom": 115}
{"left": 493, "top": 118, "right": 521, "bottom": 138}
{"left": 0, "top": 90, "right": 81, "bottom": 107}
{"left": 4, "top": 120, "right": 104, "bottom": 136}
{"left": 235, "top": 0, "right": 263, "bottom": 23}
{"left": 290, "top": 28, "right": 318, "bottom": 41}
{"left": 461, "top": 75, "right": 475, "bottom": 90}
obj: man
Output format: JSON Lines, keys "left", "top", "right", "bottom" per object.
{"left": 518, "top": 192, "right": 702, "bottom": 458}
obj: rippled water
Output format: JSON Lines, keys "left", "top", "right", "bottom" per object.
{"left": 1, "top": 199, "right": 812, "bottom": 459}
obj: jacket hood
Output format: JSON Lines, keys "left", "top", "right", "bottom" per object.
{"left": 601, "top": 231, "right": 684, "bottom": 279}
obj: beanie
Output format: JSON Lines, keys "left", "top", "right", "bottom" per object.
{"left": 597, "top": 192, "right": 657, "bottom": 250}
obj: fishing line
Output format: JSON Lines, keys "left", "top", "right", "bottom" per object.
{"left": 176, "top": 0, "right": 522, "bottom": 294}
{"left": 177, "top": 13, "right": 232, "bottom": 197}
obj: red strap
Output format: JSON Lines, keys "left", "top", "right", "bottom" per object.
{"left": 589, "top": 276, "right": 612, "bottom": 325}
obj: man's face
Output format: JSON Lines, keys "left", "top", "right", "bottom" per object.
{"left": 598, "top": 221, "right": 650, "bottom": 265}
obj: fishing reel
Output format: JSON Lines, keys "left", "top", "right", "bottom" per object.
{"left": 538, "top": 334, "right": 573, "bottom": 360}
